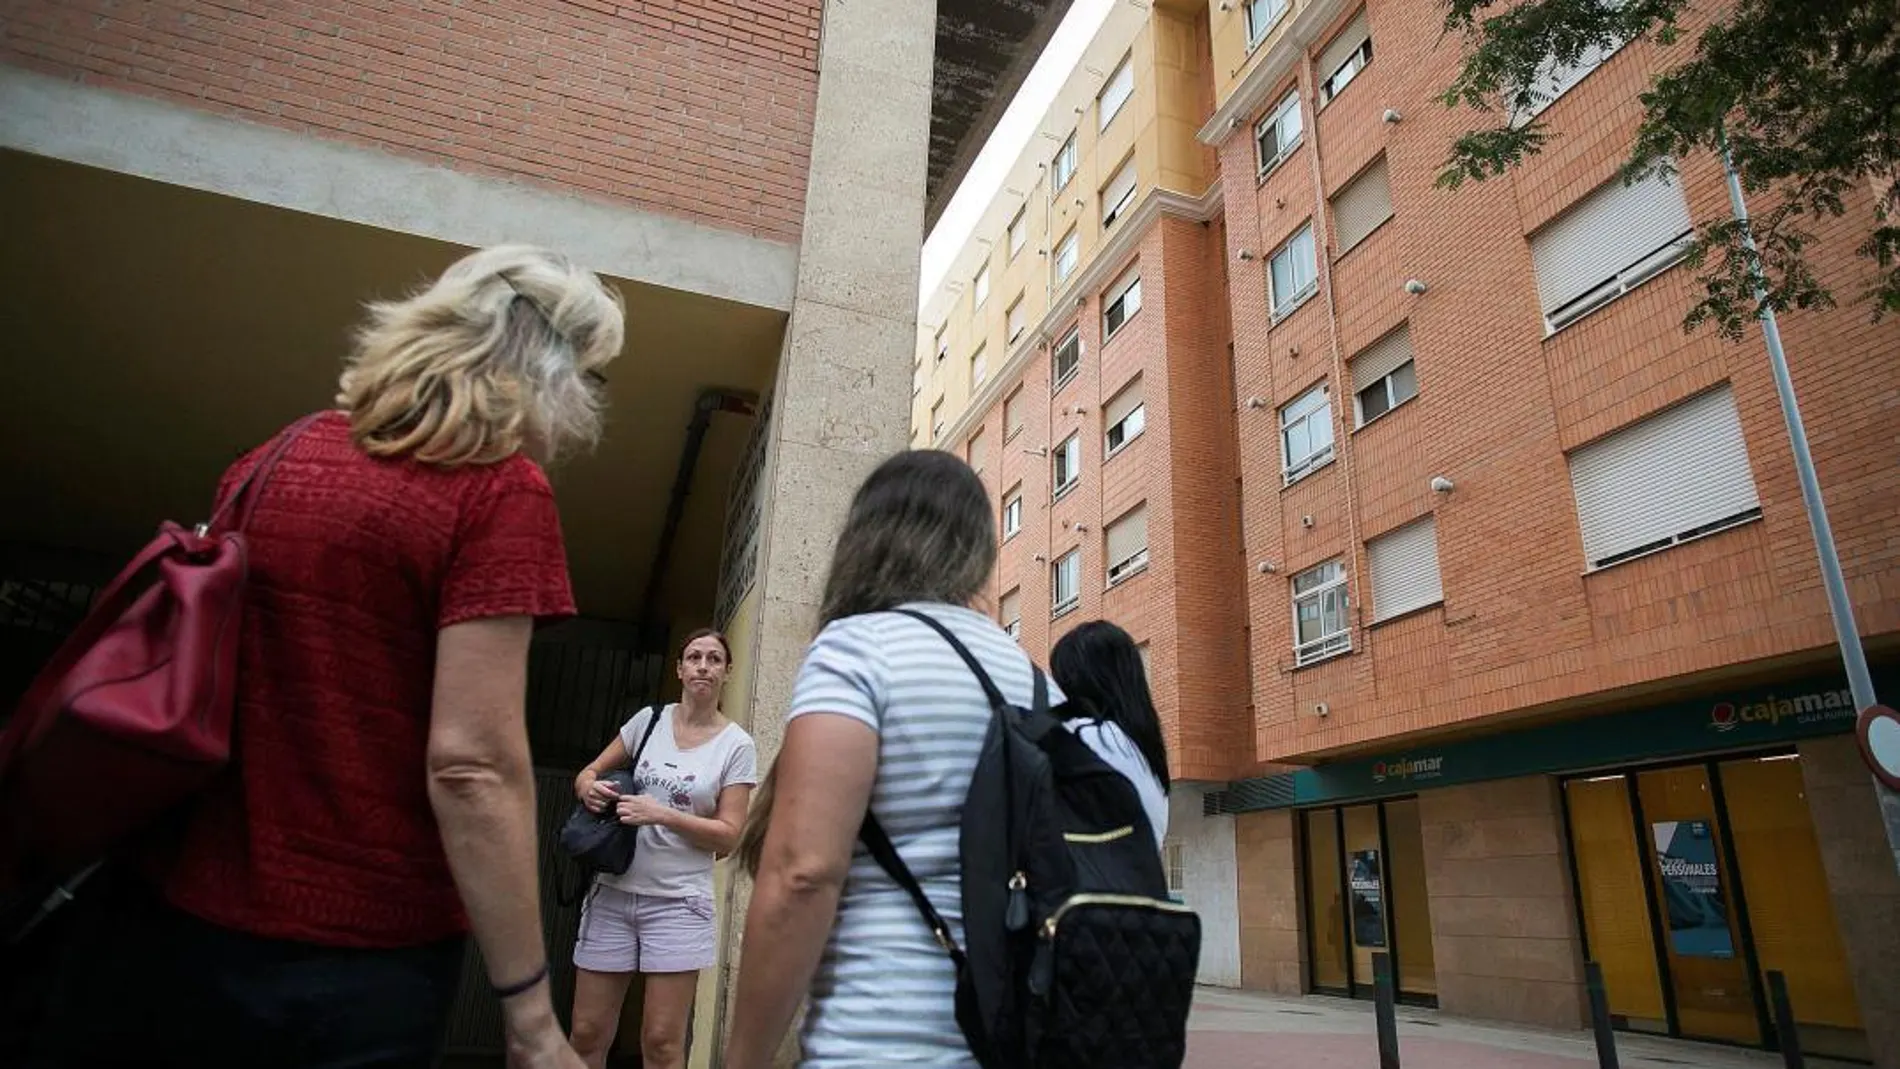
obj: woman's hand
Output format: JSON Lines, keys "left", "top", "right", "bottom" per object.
{"left": 576, "top": 771, "right": 620, "bottom": 813}
{"left": 616, "top": 793, "right": 674, "bottom": 827}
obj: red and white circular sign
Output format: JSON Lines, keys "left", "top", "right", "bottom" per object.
{"left": 1856, "top": 704, "right": 1900, "bottom": 792}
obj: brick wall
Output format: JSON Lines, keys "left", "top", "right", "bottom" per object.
{"left": 1, "top": 0, "right": 820, "bottom": 242}
{"left": 1217, "top": 0, "right": 1900, "bottom": 765}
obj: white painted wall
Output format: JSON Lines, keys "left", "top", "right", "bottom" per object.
{"left": 1167, "top": 787, "right": 1241, "bottom": 987}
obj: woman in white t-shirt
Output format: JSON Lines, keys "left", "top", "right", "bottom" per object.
{"left": 569, "top": 628, "right": 758, "bottom": 1069}
{"left": 1051, "top": 620, "right": 1171, "bottom": 847}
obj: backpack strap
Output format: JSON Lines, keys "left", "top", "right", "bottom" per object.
{"left": 891, "top": 609, "right": 1010, "bottom": 708}
{"left": 859, "top": 812, "right": 967, "bottom": 968}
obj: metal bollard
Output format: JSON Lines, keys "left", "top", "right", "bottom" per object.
{"left": 1372, "top": 951, "right": 1400, "bottom": 1069}
{"left": 1766, "top": 971, "right": 1804, "bottom": 1069}
{"left": 1583, "top": 961, "right": 1620, "bottom": 1069}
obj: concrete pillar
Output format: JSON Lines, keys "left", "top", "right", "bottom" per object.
{"left": 1417, "top": 776, "right": 1588, "bottom": 1030}
{"left": 1799, "top": 735, "right": 1900, "bottom": 1069}
{"left": 707, "top": 1, "right": 938, "bottom": 1065}
{"left": 1234, "top": 809, "right": 1304, "bottom": 993}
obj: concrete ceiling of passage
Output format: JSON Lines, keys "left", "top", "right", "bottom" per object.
{"left": 0, "top": 149, "right": 784, "bottom": 626}
{"left": 929, "top": 0, "right": 1077, "bottom": 230}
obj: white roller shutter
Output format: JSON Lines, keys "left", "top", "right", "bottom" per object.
{"left": 1531, "top": 168, "right": 1692, "bottom": 317}
{"left": 1568, "top": 384, "right": 1761, "bottom": 568}
{"left": 1107, "top": 504, "right": 1149, "bottom": 575}
{"left": 1332, "top": 156, "right": 1394, "bottom": 252}
{"left": 1351, "top": 324, "right": 1414, "bottom": 391}
{"left": 1102, "top": 158, "right": 1138, "bottom": 229}
{"left": 1368, "top": 517, "right": 1442, "bottom": 621}
{"left": 1105, "top": 378, "right": 1143, "bottom": 428}
{"left": 1317, "top": 10, "right": 1370, "bottom": 83}
{"left": 968, "top": 429, "right": 987, "bottom": 472}
{"left": 1000, "top": 588, "right": 1021, "bottom": 629}
{"left": 1004, "top": 391, "right": 1024, "bottom": 438}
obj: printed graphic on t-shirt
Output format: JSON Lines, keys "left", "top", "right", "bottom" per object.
{"left": 637, "top": 760, "right": 698, "bottom": 811}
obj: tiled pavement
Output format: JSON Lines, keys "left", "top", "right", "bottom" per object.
{"left": 1186, "top": 987, "right": 1858, "bottom": 1069}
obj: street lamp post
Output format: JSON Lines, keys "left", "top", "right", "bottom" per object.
{"left": 1715, "top": 131, "right": 1900, "bottom": 875}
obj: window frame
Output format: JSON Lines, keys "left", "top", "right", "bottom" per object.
{"left": 1002, "top": 485, "right": 1023, "bottom": 540}
{"left": 1105, "top": 505, "right": 1150, "bottom": 588}
{"left": 1051, "top": 550, "right": 1082, "bottom": 618}
{"left": 1006, "top": 294, "right": 1027, "bottom": 344}
{"left": 971, "top": 344, "right": 988, "bottom": 389}
{"left": 1268, "top": 223, "right": 1319, "bottom": 320}
{"left": 1255, "top": 90, "right": 1303, "bottom": 177}
{"left": 1054, "top": 228, "right": 1080, "bottom": 284}
{"left": 1105, "top": 400, "right": 1146, "bottom": 459}
{"left": 930, "top": 398, "right": 946, "bottom": 444}
{"left": 1004, "top": 387, "right": 1025, "bottom": 442}
{"left": 1102, "top": 269, "right": 1143, "bottom": 341}
{"left": 1319, "top": 37, "right": 1373, "bottom": 104}
{"left": 1291, "top": 559, "right": 1352, "bottom": 666}
{"left": 934, "top": 326, "right": 947, "bottom": 365}
{"left": 1052, "top": 327, "right": 1083, "bottom": 390}
{"left": 1101, "top": 156, "right": 1138, "bottom": 231}
{"left": 1280, "top": 382, "right": 1336, "bottom": 484}
{"left": 973, "top": 265, "right": 990, "bottom": 309}
{"left": 1053, "top": 134, "right": 1078, "bottom": 192}
{"left": 1098, "top": 55, "right": 1135, "bottom": 131}
{"left": 1165, "top": 841, "right": 1186, "bottom": 898}
{"left": 1052, "top": 433, "right": 1082, "bottom": 500}
{"left": 1001, "top": 586, "right": 1023, "bottom": 638}
{"left": 1354, "top": 358, "right": 1417, "bottom": 428}
{"left": 1008, "top": 208, "right": 1028, "bottom": 260}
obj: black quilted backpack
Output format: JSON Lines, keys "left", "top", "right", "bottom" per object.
{"left": 859, "top": 610, "right": 1201, "bottom": 1069}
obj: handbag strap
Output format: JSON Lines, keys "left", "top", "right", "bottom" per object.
{"left": 204, "top": 412, "right": 326, "bottom": 535}
{"left": 860, "top": 812, "right": 967, "bottom": 967}
{"left": 628, "top": 703, "right": 664, "bottom": 766}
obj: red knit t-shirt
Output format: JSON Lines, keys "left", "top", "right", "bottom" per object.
{"left": 160, "top": 411, "right": 576, "bottom": 947}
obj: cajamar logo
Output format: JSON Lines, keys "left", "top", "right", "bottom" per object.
{"left": 1371, "top": 755, "right": 1445, "bottom": 784}
{"left": 1709, "top": 689, "right": 1852, "bottom": 732}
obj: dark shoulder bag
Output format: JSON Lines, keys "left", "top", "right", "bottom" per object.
{"left": 558, "top": 705, "right": 663, "bottom": 877}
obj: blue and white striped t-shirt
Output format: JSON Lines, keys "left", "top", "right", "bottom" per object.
{"left": 786, "top": 602, "right": 1065, "bottom": 1068}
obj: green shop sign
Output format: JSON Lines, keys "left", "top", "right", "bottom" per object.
{"left": 1210, "top": 668, "right": 1897, "bottom": 813}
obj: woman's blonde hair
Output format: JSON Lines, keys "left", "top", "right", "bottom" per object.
{"left": 338, "top": 244, "right": 625, "bottom": 466}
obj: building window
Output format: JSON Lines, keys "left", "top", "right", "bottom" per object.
{"left": 1007, "top": 296, "right": 1027, "bottom": 344}
{"left": 1004, "top": 387, "right": 1025, "bottom": 441}
{"left": 1246, "top": 0, "right": 1289, "bottom": 45}
{"left": 968, "top": 428, "right": 987, "bottom": 474}
{"left": 1165, "top": 841, "right": 1186, "bottom": 897}
{"left": 1003, "top": 484, "right": 1023, "bottom": 539}
{"left": 1351, "top": 323, "right": 1417, "bottom": 427}
{"left": 1567, "top": 384, "right": 1762, "bottom": 570}
{"left": 934, "top": 326, "right": 947, "bottom": 365}
{"left": 1106, "top": 503, "right": 1149, "bottom": 587}
{"left": 1269, "top": 224, "right": 1318, "bottom": 319}
{"left": 1256, "top": 89, "right": 1303, "bottom": 176}
{"left": 912, "top": 360, "right": 923, "bottom": 398}
{"left": 1054, "top": 227, "right": 1080, "bottom": 284}
{"left": 1001, "top": 587, "right": 1023, "bottom": 638}
{"left": 1367, "top": 517, "right": 1443, "bottom": 622}
{"left": 1053, "top": 134, "right": 1078, "bottom": 192}
{"left": 1104, "top": 377, "right": 1146, "bottom": 458}
{"left": 1101, "top": 157, "right": 1138, "bottom": 231}
{"left": 1332, "top": 155, "right": 1393, "bottom": 254}
{"left": 1512, "top": 26, "right": 1628, "bottom": 124}
{"left": 1103, "top": 267, "right": 1143, "bottom": 340}
{"left": 1317, "top": 11, "right": 1372, "bottom": 105}
{"left": 1137, "top": 642, "right": 1151, "bottom": 677}
{"left": 971, "top": 345, "right": 988, "bottom": 389}
{"left": 974, "top": 265, "right": 990, "bottom": 309}
{"left": 1280, "top": 383, "right": 1334, "bottom": 484}
{"left": 1008, "top": 208, "right": 1028, "bottom": 259}
{"left": 1531, "top": 165, "right": 1693, "bottom": 333}
{"left": 1292, "top": 559, "right": 1351, "bottom": 666}
{"left": 1099, "top": 55, "right": 1134, "bottom": 130}
{"left": 1052, "top": 327, "right": 1082, "bottom": 389}
{"left": 930, "top": 399, "right": 945, "bottom": 444}
{"left": 1052, "top": 433, "right": 1081, "bottom": 499}
{"left": 1052, "top": 550, "right": 1082, "bottom": 617}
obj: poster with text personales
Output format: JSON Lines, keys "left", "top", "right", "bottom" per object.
{"left": 1651, "top": 820, "right": 1735, "bottom": 959}
{"left": 1348, "top": 849, "right": 1386, "bottom": 948}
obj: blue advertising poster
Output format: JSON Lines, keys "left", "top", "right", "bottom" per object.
{"left": 1651, "top": 820, "right": 1735, "bottom": 959}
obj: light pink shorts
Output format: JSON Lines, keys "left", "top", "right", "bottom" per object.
{"left": 573, "top": 885, "right": 717, "bottom": 974}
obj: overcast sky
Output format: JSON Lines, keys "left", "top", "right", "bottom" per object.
{"left": 917, "top": 0, "right": 1116, "bottom": 303}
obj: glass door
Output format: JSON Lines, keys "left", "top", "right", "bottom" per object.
{"left": 1563, "top": 774, "right": 1669, "bottom": 1033}
{"left": 1303, "top": 808, "right": 1349, "bottom": 992}
{"left": 1301, "top": 800, "right": 1437, "bottom": 1003}
{"left": 1342, "top": 805, "right": 1386, "bottom": 997}
{"left": 1634, "top": 765, "right": 1761, "bottom": 1045}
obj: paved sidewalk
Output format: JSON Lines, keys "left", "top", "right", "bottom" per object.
{"left": 1187, "top": 987, "right": 1855, "bottom": 1069}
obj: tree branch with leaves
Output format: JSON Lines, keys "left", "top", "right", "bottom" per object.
{"left": 1436, "top": 0, "right": 1900, "bottom": 340}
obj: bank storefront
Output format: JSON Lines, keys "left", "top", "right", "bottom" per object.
{"left": 1211, "top": 669, "right": 1895, "bottom": 1060}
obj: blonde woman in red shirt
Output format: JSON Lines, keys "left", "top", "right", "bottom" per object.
{"left": 33, "top": 245, "right": 622, "bottom": 1069}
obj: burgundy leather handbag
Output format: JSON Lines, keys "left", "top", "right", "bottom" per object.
{"left": 0, "top": 415, "right": 320, "bottom": 891}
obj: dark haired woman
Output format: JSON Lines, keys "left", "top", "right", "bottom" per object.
{"left": 722, "top": 450, "right": 1075, "bottom": 1069}
{"left": 568, "top": 629, "right": 756, "bottom": 1069}
{"left": 1051, "top": 620, "right": 1170, "bottom": 846}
